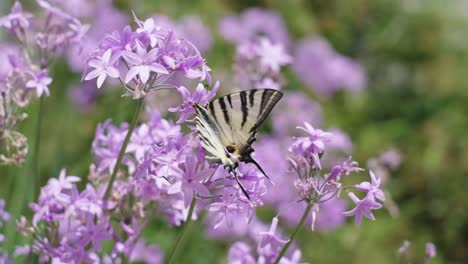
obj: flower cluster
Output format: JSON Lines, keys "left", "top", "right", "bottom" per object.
{"left": 367, "top": 148, "right": 402, "bottom": 217}
{"left": 292, "top": 37, "right": 367, "bottom": 96}
{"left": 19, "top": 169, "right": 162, "bottom": 263}
{"left": 0, "top": 1, "right": 88, "bottom": 165}
{"left": 271, "top": 91, "right": 322, "bottom": 137}
{"left": 153, "top": 14, "right": 212, "bottom": 53}
{"left": 0, "top": 3, "right": 398, "bottom": 263}
{"left": 234, "top": 37, "right": 291, "bottom": 90}
{"left": 83, "top": 14, "right": 211, "bottom": 98}
{"left": 64, "top": 0, "right": 127, "bottom": 112}
{"left": 219, "top": 8, "right": 290, "bottom": 47}
{"left": 288, "top": 122, "right": 385, "bottom": 228}
{"left": 227, "top": 217, "right": 305, "bottom": 264}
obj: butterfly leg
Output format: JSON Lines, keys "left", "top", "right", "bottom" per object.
{"left": 227, "top": 162, "right": 251, "bottom": 200}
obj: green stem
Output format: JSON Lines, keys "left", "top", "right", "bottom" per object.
{"left": 5, "top": 96, "right": 44, "bottom": 252}
{"left": 273, "top": 202, "right": 314, "bottom": 264}
{"left": 103, "top": 98, "right": 144, "bottom": 201}
{"left": 167, "top": 197, "right": 197, "bottom": 264}
{"left": 31, "top": 95, "right": 44, "bottom": 199}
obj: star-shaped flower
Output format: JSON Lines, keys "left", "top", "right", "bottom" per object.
{"left": 256, "top": 37, "right": 291, "bottom": 72}
{"left": 343, "top": 192, "right": 383, "bottom": 226}
{"left": 258, "top": 217, "right": 288, "bottom": 249}
{"left": 84, "top": 49, "right": 120, "bottom": 88}
{"left": 122, "top": 41, "right": 168, "bottom": 84}
{"left": 26, "top": 70, "right": 52, "bottom": 97}
{"left": 354, "top": 170, "right": 385, "bottom": 201}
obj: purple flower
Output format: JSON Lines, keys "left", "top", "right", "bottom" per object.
{"left": 425, "top": 242, "right": 437, "bottom": 261}
{"left": 84, "top": 49, "right": 119, "bottom": 88}
{"left": 153, "top": 14, "right": 213, "bottom": 53}
{"left": 234, "top": 38, "right": 291, "bottom": 90}
{"left": 355, "top": 171, "right": 385, "bottom": 202}
{"left": 313, "top": 198, "right": 347, "bottom": 231}
{"left": 168, "top": 82, "right": 219, "bottom": 123}
{"left": 25, "top": 70, "right": 52, "bottom": 97}
{"left": 208, "top": 191, "right": 245, "bottom": 229}
{"left": 68, "top": 80, "right": 99, "bottom": 112}
{"left": 293, "top": 37, "right": 366, "bottom": 96}
{"left": 227, "top": 242, "right": 256, "bottom": 264}
{"left": 26, "top": 169, "right": 118, "bottom": 263}
{"left": 219, "top": 8, "right": 290, "bottom": 46}
{"left": 254, "top": 137, "right": 293, "bottom": 205}
{"left": 271, "top": 92, "right": 322, "bottom": 137}
{"left": 0, "top": 200, "right": 10, "bottom": 226}
{"left": 168, "top": 155, "right": 212, "bottom": 207}
{"left": 343, "top": 192, "right": 383, "bottom": 226}
{"left": 256, "top": 38, "right": 291, "bottom": 72}
{"left": 122, "top": 41, "right": 168, "bottom": 84}
{"left": 398, "top": 240, "right": 411, "bottom": 254}
{"left": 289, "top": 122, "right": 333, "bottom": 169}
{"left": 378, "top": 148, "right": 402, "bottom": 169}
{"left": 92, "top": 120, "right": 128, "bottom": 175}
{"left": 0, "top": 2, "right": 32, "bottom": 33}
{"left": 83, "top": 15, "right": 211, "bottom": 98}
{"left": 128, "top": 239, "right": 164, "bottom": 264}
{"left": 258, "top": 217, "right": 288, "bottom": 250}
{"left": 325, "top": 158, "right": 364, "bottom": 181}
{"left": 65, "top": 2, "right": 127, "bottom": 72}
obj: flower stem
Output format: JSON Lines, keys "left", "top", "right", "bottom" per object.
{"left": 167, "top": 197, "right": 197, "bottom": 264}
{"left": 103, "top": 98, "right": 144, "bottom": 201}
{"left": 273, "top": 202, "right": 314, "bottom": 264}
{"left": 31, "top": 95, "right": 44, "bottom": 199}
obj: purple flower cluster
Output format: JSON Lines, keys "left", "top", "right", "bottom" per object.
{"left": 287, "top": 122, "right": 385, "bottom": 228}
{"left": 271, "top": 91, "right": 322, "bottom": 137}
{"left": 367, "top": 148, "right": 402, "bottom": 217}
{"left": 0, "top": 1, "right": 88, "bottom": 165}
{"left": 234, "top": 37, "right": 291, "bottom": 90}
{"left": 0, "top": 3, "right": 396, "bottom": 263}
{"left": 83, "top": 14, "right": 211, "bottom": 98}
{"left": 219, "top": 8, "right": 290, "bottom": 47}
{"left": 153, "top": 14, "right": 213, "bottom": 53}
{"left": 20, "top": 168, "right": 164, "bottom": 263}
{"left": 227, "top": 217, "right": 305, "bottom": 264}
{"left": 292, "top": 37, "right": 367, "bottom": 96}
{"left": 63, "top": 0, "right": 127, "bottom": 112}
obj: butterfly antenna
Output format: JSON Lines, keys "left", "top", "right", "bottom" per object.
{"left": 243, "top": 155, "right": 270, "bottom": 180}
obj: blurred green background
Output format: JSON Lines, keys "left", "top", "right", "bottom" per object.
{"left": 1, "top": 0, "right": 468, "bottom": 263}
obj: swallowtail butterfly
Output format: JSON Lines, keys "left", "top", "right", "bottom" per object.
{"left": 194, "top": 89, "right": 283, "bottom": 199}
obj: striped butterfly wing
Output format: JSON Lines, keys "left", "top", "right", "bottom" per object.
{"left": 194, "top": 104, "right": 227, "bottom": 164}
{"left": 196, "top": 89, "right": 283, "bottom": 163}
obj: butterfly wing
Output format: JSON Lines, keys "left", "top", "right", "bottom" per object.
{"left": 194, "top": 104, "right": 229, "bottom": 165}
{"left": 198, "top": 89, "right": 283, "bottom": 162}
{"left": 210, "top": 89, "right": 283, "bottom": 146}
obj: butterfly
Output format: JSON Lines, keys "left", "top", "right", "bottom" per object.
{"left": 194, "top": 89, "right": 283, "bottom": 199}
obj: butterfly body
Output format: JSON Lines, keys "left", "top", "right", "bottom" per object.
{"left": 194, "top": 89, "right": 283, "bottom": 184}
